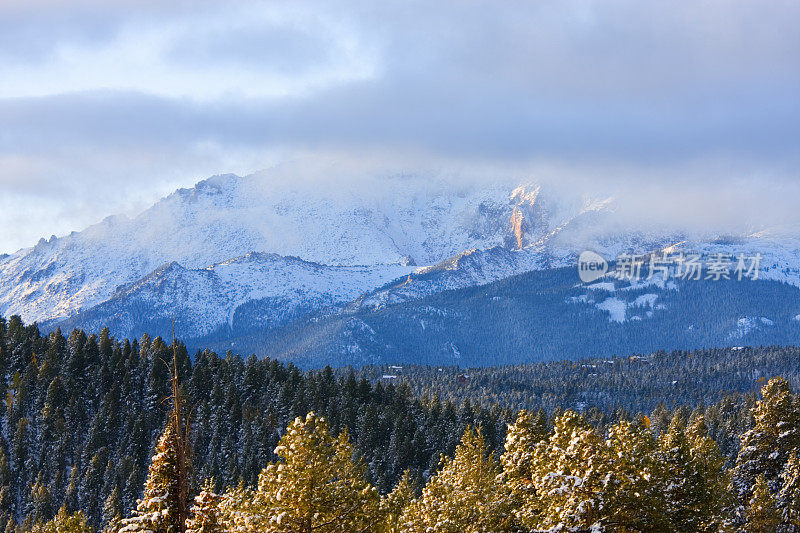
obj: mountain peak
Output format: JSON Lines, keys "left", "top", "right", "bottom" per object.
{"left": 2, "top": 173, "right": 586, "bottom": 324}
{"left": 510, "top": 184, "right": 541, "bottom": 206}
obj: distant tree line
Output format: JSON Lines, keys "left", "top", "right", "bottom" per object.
{"left": 353, "top": 343, "right": 800, "bottom": 416}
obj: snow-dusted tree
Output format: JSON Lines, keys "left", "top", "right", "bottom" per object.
{"left": 185, "top": 480, "right": 222, "bottom": 533}
{"left": 120, "top": 335, "right": 190, "bottom": 533}
{"left": 378, "top": 470, "right": 416, "bottom": 533}
{"left": 102, "top": 485, "right": 122, "bottom": 533}
{"left": 747, "top": 474, "right": 781, "bottom": 533}
{"left": 401, "top": 427, "right": 515, "bottom": 533}
{"left": 602, "top": 419, "right": 668, "bottom": 531}
{"left": 217, "top": 484, "right": 260, "bottom": 533}
{"left": 119, "top": 421, "right": 185, "bottom": 533}
{"left": 27, "top": 480, "right": 54, "bottom": 525}
{"left": 30, "top": 505, "right": 93, "bottom": 533}
{"left": 500, "top": 409, "right": 548, "bottom": 528}
{"left": 779, "top": 452, "right": 800, "bottom": 529}
{"left": 254, "top": 412, "right": 379, "bottom": 533}
{"left": 734, "top": 378, "right": 800, "bottom": 497}
{"left": 685, "top": 415, "right": 734, "bottom": 531}
{"left": 525, "top": 410, "right": 610, "bottom": 531}
{"left": 657, "top": 414, "right": 732, "bottom": 532}
{"left": 103, "top": 485, "right": 122, "bottom": 533}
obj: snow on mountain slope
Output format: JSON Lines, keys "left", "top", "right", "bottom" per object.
{"left": 49, "top": 252, "right": 414, "bottom": 341}
{"left": 352, "top": 213, "right": 685, "bottom": 312}
{"left": 687, "top": 238, "right": 800, "bottom": 286}
{"left": 347, "top": 227, "right": 800, "bottom": 328}
{"left": 7, "top": 159, "right": 800, "bottom": 351}
{"left": 353, "top": 246, "right": 554, "bottom": 310}
{"left": 1, "top": 166, "right": 603, "bottom": 324}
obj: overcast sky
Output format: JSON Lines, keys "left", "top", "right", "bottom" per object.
{"left": 1, "top": 0, "right": 798, "bottom": 253}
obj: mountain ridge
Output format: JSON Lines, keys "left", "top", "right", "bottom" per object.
{"left": 5, "top": 167, "right": 800, "bottom": 367}
{"left": 0, "top": 169, "right": 618, "bottom": 326}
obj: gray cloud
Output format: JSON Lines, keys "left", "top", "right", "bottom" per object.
{"left": 0, "top": 0, "right": 798, "bottom": 253}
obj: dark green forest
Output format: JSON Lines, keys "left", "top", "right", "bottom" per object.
{"left": 354, "top": 344, "right": 800, "bottom": 413}
{"left": 2, "top": 315, "right": 799, "bottom": 531}
{"left": 0, "top": 316, "right": 508, "bottom": 530}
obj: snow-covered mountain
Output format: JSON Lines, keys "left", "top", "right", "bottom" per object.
{"left": 0, "top": 167, "right": 617, "bottom": 328}
{"left": 5, "top": 164, "right": 800, "bottom": 364}
{"left": 48, "top": 252, "right": 414, "bottom": 342}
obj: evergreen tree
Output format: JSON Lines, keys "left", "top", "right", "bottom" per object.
{"left": 779, "top": 452, "right": 800, "bottom": 529}
{"left": 119, "top": 334, "right": 190, "bottom": 533}
{"left": 747, "top": 474, "right": 781, "bottom": 533}
{"left": 30, "top": 505, "right": 93, "bottom": 533}
{"left": 27, "top": 481, "right": 53, "bottom": 526}
{"left": 685, "top": 415, "right": 734, "bottom": 532}
{"left": 184, "top": 480, "right": 222, "bottom": 533}
{"left": 401, "top": 428, "right": 515, "bottom": 533}
{"left": 251, "top": 412, "right": 378, "bottom": 533}
{"left": 602, "top": 419, "right": 668, "bottom": 531}
{"left": 500, "top": 409, "right": 548, "bottom": 528}
{"left": 118, "top": 423, "right": 184, "bottom": 533}
{"left": 102, "top": 487, "right": 122, "bottom": 533}
{"left": 655, "top": 414, "right": 732, "bottom": 532}
{"left": 734, "top": 378, "right": 800, "bottom": 497}
{"left": 216, "top": 484, "right": 257, "bottom": 533}
{"left": 526, "top": 410, "right": 610, "bottom": 531}
{"left": 378, "top": 471, "right": 416, "bottom": 533}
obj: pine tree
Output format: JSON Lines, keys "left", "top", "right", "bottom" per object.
{"left": 500, "top": 409, "right": 548, "bottom": 528}
{"left": 63, "top": 468, "right": 80, "bottom": 518}
{"left": 27, "top": 480, "right": 53, "bottom": 526}
{"left": 118, "top": 422, "right": 183, "bottom": 533}
{"left": 102, "top": 486, "right": 122, "bottom": 533}
{"left": 30, "top": 505, "right": 93, "bottom": 533}
{"left": 653, "top": 414, "right": 733, "bottom": 531}
{"left": 526, "top": 410, "right": 610, "bottom": 531}
{"left": 119, "top": 330, "right": 190, "bottom": 533}
{"left": 685, "top": 415, "right": 734, "bottom": 532}
{"left": 779, "top": 451, "right": 800, "bottom": 529}
{"left": 217, "top": 484, "right": 257, "bottom": 533}
{"left": 734, "top": 378, "right": 800, "bottom": 497}
{"left": 250, "top": 412, "right": 378, "bottom": 533}
{"left": 185, "top": 480, "right": 222, "bottom": 533}
{"left": 747, "top": 474, "right": 781, "bottom": 533}
{"left": 401, "top": 427, "right": 515, "bottom": 533}
{"left": 602, "top": 419, "right": 668, "bottom": 531}
{"left": 378, "top": 471, "right": 416, "bottom": 533}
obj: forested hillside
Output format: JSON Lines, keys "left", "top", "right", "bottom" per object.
{"left": 24, "top": 377, "right": 800, "bottom": 532}
{"left": 3, "top": 316, "right": 800, "bottom": 531}
{"left": 0, "top": 317, "right": 506, "bottom": 531}
{"left": 227, "top": 267, "right": 800, "bottom": 368}
{"left": 354, "top": 345, "right": 800, "bottom": 414}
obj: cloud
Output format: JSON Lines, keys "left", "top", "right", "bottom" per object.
{"left": 0, "top": 0, "right": 798, "bottom": 253}
{"left": 0, "top": 1, "right": 376, "bottom": 100}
